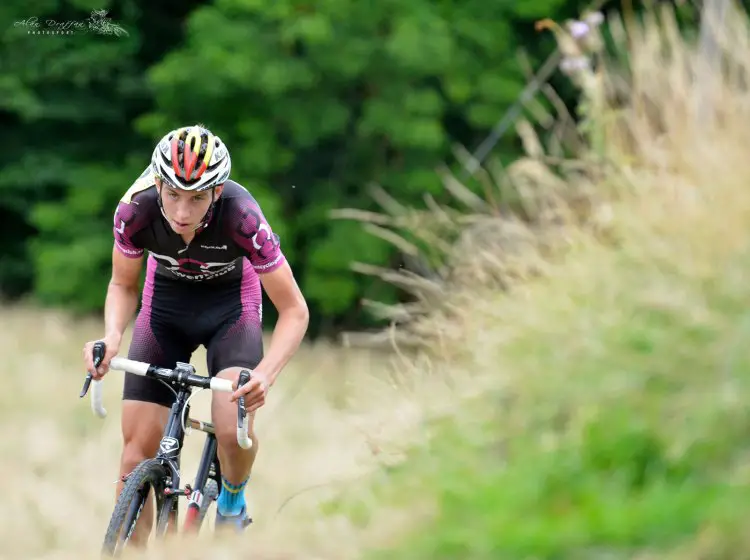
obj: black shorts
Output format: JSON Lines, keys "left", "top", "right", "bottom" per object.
{"left": 123, "top": 256, "right": 264, "bottom": 408}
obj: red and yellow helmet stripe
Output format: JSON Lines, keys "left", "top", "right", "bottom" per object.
{"left": 170, "top": 127, "right": 216, "bottom": 181}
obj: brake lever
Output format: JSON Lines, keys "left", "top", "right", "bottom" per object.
{"left": 237, "top": 370, "right": 251, "bottom": 424}
{"left": 80, "top": 341, "right": 106, "bottom": 398}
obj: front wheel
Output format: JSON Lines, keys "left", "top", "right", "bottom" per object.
{"left": 101, "top": 458, "right": 169, "bottom": 557}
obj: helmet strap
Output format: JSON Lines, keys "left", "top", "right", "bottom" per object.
{"left": 194, "top": 187, "right": 217, "bottom": 231}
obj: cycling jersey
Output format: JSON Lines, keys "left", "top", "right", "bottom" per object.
{"left": 113, "top": 168, "right": 286, "bottom": 282}
{"left": 112, "top": 168, "right": 283, "bottom": 407}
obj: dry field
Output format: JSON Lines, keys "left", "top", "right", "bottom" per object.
{"left": 0, "top": 304, "right": 445, "bottom": 559}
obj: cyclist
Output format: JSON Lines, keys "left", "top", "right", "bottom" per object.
{"left": 82, "top": 124, "right": 309, "bottom": 541}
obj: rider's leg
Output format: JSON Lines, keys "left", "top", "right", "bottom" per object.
{"left": 211, "top": 367, "right": 259, "bottom": 515}
{"left": 202, "top": 260, "right": 265, "bottom": 523}
{"left": 117, "top": 399, "right": 170, "bottom": 545}
{"left": 117, "top": 259, "right": 196, "bottom": 545}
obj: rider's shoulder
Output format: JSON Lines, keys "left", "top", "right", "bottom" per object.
{"left": 220, "top": 180, "right": 267, "bottom": 217}
{"left": 113, "top": 166, "right": 159, "bottom": 230}
{"left": 220, "top": 179, "right": 257, "bottom": 203}
{"left": 119, "top": 165, "right": 158, "bottom": 206}
{"left": 220, "top": 179, "right": 272, "bottom": 214}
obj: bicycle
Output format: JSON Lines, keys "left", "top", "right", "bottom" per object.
{"left": 79, "top": 341, "right": 254, "bottom": 557}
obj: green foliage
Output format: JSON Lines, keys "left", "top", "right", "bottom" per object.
{"left": 29, "top": 162, "right": 144, "bottom": 310}
{"left": 134, "top": 0, "right": 585, "bottom": 330}
{"left": 2, "top": 0, "right": 592, "bottom": 334}
{"left": 1, "top": 0, "right": 144, "bottom": 304}
{"left": 325, "top": 240, "right": 750, "bottom": 558}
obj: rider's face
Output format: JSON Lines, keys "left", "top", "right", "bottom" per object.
{"left": 157, "top": 179, "right": 223, "bottom": 234}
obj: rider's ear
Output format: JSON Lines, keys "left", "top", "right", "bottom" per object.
{"left": 214, "top": 184, "right": 225, "bottom": 198}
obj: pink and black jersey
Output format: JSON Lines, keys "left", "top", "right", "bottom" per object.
{"left": 112, "top": 179, "right": 286, "bottom": 283}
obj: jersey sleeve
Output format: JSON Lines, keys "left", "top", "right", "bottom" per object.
{"left": 113, "top": 200, "right": 146, "bottom": 259}
{"left": 231, "top": 198, "right": 287, "bottom": 273}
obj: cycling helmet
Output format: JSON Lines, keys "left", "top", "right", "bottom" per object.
{"left": 151, "top": 125, "right": 231, "bottom": 191}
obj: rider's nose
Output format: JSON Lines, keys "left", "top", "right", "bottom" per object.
{"left": 174, "top": 202, "right": 191, "bottom": 222}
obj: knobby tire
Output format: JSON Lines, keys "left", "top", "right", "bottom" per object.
{"left": 101, "top": 458, "right": 169, "bottom": 557}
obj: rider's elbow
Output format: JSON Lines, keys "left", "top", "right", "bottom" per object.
{"left": 285, "top": 299, "right": 309, "bottom": 328}
{"left": 294, "top": 299, "right": 310, "bottom": 324}
{"left": 108, "top": 277, "right": 140, "bottom": 298}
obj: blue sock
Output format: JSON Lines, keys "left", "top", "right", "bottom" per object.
{"left": 217, "top": 475, "right": 248, "bottom": 516}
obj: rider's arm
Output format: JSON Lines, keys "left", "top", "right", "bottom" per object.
{"left": 256, "top": 262, "right": 309, "bottom": 386}
{"left": 104, "top": 246, "right": 143, "bottom": 345}
{"left": 106, "top": 198, "right": 147, "bottom": 346}
{"left": 231, "top": 197, "right": 309, "bottom": 385}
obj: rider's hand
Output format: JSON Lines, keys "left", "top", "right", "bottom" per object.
{"left": 231, "top": 372, "right": 271, "bottom": 413}
{"left": 82, "top": 335, "right": 121, "bottom": 380}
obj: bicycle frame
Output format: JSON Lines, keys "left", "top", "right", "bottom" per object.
{"left": 146, "top": 385, "right": 221, "bottom": 531}
{"left": 81, "top": 342, "right": 253, "bottom": 534}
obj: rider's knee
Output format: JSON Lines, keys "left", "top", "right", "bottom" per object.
{"left": 120, "top": 400, "right": 168, "bottom": 471}
{"left": 215, "top": 413, "right": 258, "bottom": 452}
{"left": 120, "top": 441, "right": 150, "bottom": 473}
{"left": 212, "top": 367, "right": 259, "bottom": 452}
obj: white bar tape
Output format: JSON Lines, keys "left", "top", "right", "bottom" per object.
{"left": 110, "top": 356, "right": 150, "bottom": 376}
{"left": 91, "top": 379, "right": 107, "bottom": 419}
{"left": 237, "top": 416, "right": 253, "bottom": 449}
{"left": 210, "top": 378, "right": 234, "bottom": 392}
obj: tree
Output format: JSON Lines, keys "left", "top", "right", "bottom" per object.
{"left": 1, "top": 0, "right": 592, "bottom": 337}
{"left": 137, "top": 0, "right": 584, "bottom": 334}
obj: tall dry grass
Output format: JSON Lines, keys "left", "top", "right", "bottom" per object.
{"left": 0, "top": 303, "right": 458, "bottom": 559}
{"left": 335, "top": 1, "right": 750, "bottom": 362}
{"left": 327, "top": 2, "right": 750, "bottom": 557}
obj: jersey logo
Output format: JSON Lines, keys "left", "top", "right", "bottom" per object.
{"left": 120, "top": 165, "right": 155, "bottom": 203}
{"left": 252, "top": 223, "right": 272, "bottom": 250}
{"left": 149, "top": 252, "right": 236, "bottom": 274}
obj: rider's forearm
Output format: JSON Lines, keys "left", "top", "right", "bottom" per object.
{"left": 255, "top": 306, "right": 309, "bottom": 385}
{"left": 104, "top": 281, "right": 140, "bottom": 343}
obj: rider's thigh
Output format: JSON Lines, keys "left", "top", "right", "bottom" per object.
{"left": 120, "top": 400, "right": 170, "bottom": 471}
{"left": 201, "top": 261, "right": 264, "bottom": 447}
{"left": 203, "top": 260, "right": 264, "bottom": 380}
{"left": 119, "top": 257, "right": 197, "bottom": 470}
{"left": 123, "top": 255, "right": 199, "bottom": 409}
